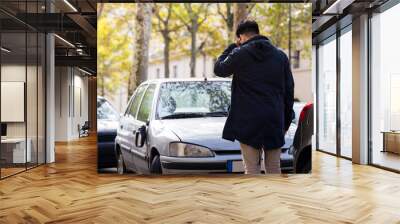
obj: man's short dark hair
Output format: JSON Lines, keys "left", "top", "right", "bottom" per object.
{"left": 236, "top": 20, "right": 259, "bottom": 38}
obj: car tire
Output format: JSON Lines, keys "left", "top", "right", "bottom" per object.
{"left": 117, "top": 151, "right": 127, "bottom": 175}
{"left": 150, "top": 154, "right": 162, "bottom": 174}
{"left": 298, "top": 159, "right": 311, "bottom": 174}
{"left": 302, "top": 159, "right": 311, "bottom": 173}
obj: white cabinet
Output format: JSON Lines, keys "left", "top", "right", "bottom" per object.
{"left": 1, "top": 138, "right": 32, "bottom": 164}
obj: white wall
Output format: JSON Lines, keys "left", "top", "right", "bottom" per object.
{"left": 148, "top": 55, "right": 216, "bottom": 79}
{"left": 54, "top": 67, "right": 89, "bottom": 141}
{"left": 292, "top": 68, "right": 313, "bottom": 102}
{"left": 1, "top": 63, "right": 46, "bottom": 164}
{"left": 1, "top": 65, "right": 31, "bottom": 137}
{"left": 103, "top": 81, "right": 128, "bottom": 114}
{"left": 1, "top": 65, "right": 26, "bottom": 141}
{"left": 46, "top": 4, "right": 55, "bottom": 164}
{"left": 55, "top": 67, "right": 68, "bottom": 141}
{"left": 312, "top": 45, "right": 317, "bottom": 150}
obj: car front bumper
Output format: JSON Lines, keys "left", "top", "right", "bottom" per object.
{"left": 160, "top": 148, "right": 294, "bottom": 174}
{"left": 160, "top": 154, "right": 243, "bottom": 174}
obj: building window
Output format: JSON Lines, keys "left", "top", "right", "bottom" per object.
{"left": 292, "top": 50, "right": 300, "bottom": 69}
{"left": 156, "top": 68, "right": 160, "bottom": 78}
{"left": 0, "top": 3, "right": 46, "bottom": 179}
{"left": 173, "top": 65, "right": 177, "bottom": 78}
{"left": 339, "top": 27, "right": 352, "bottom": 158}
{"left": 317, "top": 35, "right": 337, "bottom": 155}
{"left": 315, "top": 24, "right": 353, "bottom": 160}
{"left": 370, "top": 3, "right": 400, "bottom": 171}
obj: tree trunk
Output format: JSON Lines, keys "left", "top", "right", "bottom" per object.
{"left": 127, "top": 72, "right": 132, "bottom": 102}
{"left": 163, "top": 33, "right": 170, "bottom": 78}
{"left": 100, "top": 73, "right": 105, "bottom": 96}
{"left": 97, "top": 3, "right": 104, "bottom": 19}
{"left": 233, "top": 3, "right": 249, "bottom": 39}
{"left": 190, "top": 23, "right": 197, "bottom": 78}
{"left": 202, "top": 52, "right": 206, "bottom": 77}
{"left": 226, "top": 3, "right": 234, "bottom": 43}
{"left": 128, "top": 3, "right": 153, "bottom": 96}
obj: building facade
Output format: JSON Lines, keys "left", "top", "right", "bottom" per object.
{"left": 148, "top": 51, "right": 313, "bottom": 102}
{"left": 313, "top": 0, "right": 400, "bottom": 172}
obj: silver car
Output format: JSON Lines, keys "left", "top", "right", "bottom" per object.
{"left": 115, "top": 78, "right": 307, "bottom": 174}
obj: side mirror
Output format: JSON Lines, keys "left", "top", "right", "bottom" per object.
{"left": 135, "top": 125, "right": 147, "bottom": 147}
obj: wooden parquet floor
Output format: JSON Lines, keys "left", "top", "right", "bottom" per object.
{"left": 1, "top": 135, "right": 400, "bottom": 224}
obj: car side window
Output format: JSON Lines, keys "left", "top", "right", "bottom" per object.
{"left": 124, "top": 97, "right": 133, "bottom": 116}
{"left": 127, "top": 85, "right": 147, "bottom": 118}
{"left": 137, "top": 84, "right": 156, "bottom": 122}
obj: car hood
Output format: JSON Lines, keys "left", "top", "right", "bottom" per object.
{"left": 160, "top": 117, "right": 240, "bottom": 151}
{"left": 159, "top": 117, "right": 294, "bottom": 150}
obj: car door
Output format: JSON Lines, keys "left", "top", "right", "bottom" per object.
{"left": 119, "top": 85, "right": 147, "bottom": 171}
{"left": 132, "top": 84, "right": 157, "bottom": 173}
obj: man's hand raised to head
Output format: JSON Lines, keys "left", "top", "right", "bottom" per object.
{"left": 236, "top": 37, "right": 241, "bottom": 47}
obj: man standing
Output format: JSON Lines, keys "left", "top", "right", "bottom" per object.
{"left": 214, "top": 20, "right": 294, "bottom": 174}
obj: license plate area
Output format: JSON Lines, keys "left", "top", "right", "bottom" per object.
{"left": 227, "top": 160, "right": 244, "bottom": 173}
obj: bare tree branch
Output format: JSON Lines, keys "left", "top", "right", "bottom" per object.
{"left": 173, "top": 6, "right": 191, "bottom": 29}
{"left": 198, "top": 4, "right": 210, "bottom": 26}
{"left": 247, "top": 3, "right": 256, "bottom": 15}
{"left": 97, "top": 3, "right": 104, "bottom": 19}
{"left": 216, "top": 4, "right": 227, "bottom": 22}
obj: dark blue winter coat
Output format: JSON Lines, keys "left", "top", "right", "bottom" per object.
{"left": 214, "top": 35, "right": 294, "bottom": 150}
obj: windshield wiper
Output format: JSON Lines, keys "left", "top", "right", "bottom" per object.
{"left": 160, "top": 112, "right": 207, "bottom": 119}
{"left": 206, "top": 111, "right": 228, "bottom": 117}
{"left": 160, "top": 111, "right": 228, "bottom": 119}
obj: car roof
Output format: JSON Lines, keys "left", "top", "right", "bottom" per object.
{"left": 141, "top": 77, "right": 231, "bottom": 85}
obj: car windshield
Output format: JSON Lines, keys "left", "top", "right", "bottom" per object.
{"left": 97, "top": 98, "right": 119, "bottom": 120}
{"left": 157, "top": 81, "right": 231, "bottom": 119}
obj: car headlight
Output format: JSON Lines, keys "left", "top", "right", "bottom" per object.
{"left": 169, "top": 142, "right": 214, "bottom": 157}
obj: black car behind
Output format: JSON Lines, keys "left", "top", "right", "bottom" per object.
{"left": 97, "top": 96, "right": 119, "bottom": 170}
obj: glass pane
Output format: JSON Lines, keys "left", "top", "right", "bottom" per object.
{"left": 157, "top": 81, "right": 231, "bottom": 118}
{"left": 129, "top": 85, "right": 147, "bottom": 117}
{"left": 317, "top": 37, "right": 337, "bottom": 154}
{"left": 137, "top": 85, "right": 156, "bottom": 122}
{"left": 340, "top": 29, "right": 352, "bottom": 158}
{"left": 371, "top": 4, "right": 400, "bottom": 171}
{"left": 27, "top": 31, "right": 38, "bottom": 169}
{"left": 26, "top": 0, "right": 39, "bottom": 169}
{"left": 38, "top": 32, "right": 45, "bottom": 165}
{"left": 97, "top": 98, "right": 119, "bottom": 120}
{"left": 1, "top": 30, "right": 27, "bottom": 177}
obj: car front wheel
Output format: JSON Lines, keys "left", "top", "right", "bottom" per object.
{"left": 117, "top": 151, "right": 126, "bottom": 175}
{"left": 150, "top": 154, "right": 162, "bottom": 174}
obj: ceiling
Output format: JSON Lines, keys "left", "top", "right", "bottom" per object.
{"left": 312, "top": 0, "right": 390, "bottom": 42}
{"left": 0, "top": 0, "right": 97, "bottom": 75}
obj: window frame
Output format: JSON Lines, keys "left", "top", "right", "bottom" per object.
{"left": 368, "top": 1, "right": 400, "bottom": 172}
{"left": 125, "top": 84, "right": 148, "bottom": 119}
{"left": 136, "top": 84, "right": 157, "bottom": 123}
{"left": 315, "top": 21, "right": 353, "bottom": 160}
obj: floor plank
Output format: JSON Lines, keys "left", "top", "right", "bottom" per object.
{"left": 1, "top": 135, "right": 400, "bottom": 223}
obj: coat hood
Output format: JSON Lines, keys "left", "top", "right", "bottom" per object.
{"left": 241, "top": 35, "right": 274, "bottom": 62}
